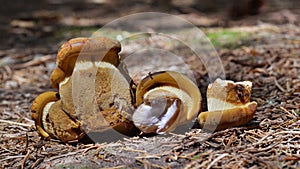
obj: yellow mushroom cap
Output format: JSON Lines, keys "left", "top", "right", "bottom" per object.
{"left": 136, "top": 71, "right": 202, "bottom": 121}
{"left": 30, "top": 92, "right": 59, "bottom": 139}
{"left": 31, "top": 91, "right": 86, "bottom": 142}
{"left": 133, "top": 71, "right": 202, "bottom": 134}
{"left": 198, "top": 101, "right": 257, "bottom": 131}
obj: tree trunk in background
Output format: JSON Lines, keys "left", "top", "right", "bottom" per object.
{"left": 151, "top": 0, "right": 173, "bottom": 11}
{"left": 228, "top": 0, "right": 267, "bottom": 19}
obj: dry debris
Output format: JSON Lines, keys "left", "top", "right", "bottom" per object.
{"left": 1, "top": 2, "right": 300, "bottom": 167}
{"left": 1, "top": 23, "right": 299, "bottom": 168}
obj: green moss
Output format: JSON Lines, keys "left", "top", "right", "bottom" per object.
{"left": 205, "top": 29, "right": 252, "bottom": 49}
{"left": 191, "top": 154, "right": 200, "bottom": 160}
{"left": 54, "top": 26, "right": 98, "bottom": 39}
{"left": 47, "top": 26, "right": 252, "bottom": 51}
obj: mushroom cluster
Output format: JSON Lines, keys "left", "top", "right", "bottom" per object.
{"left": 30, "top": 37, "right": 203, "bottom": 142}
{"left": 31, "top": 37, "right": 257, "bottom": 143}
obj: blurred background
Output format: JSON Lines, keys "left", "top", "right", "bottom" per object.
{"left": 1, "top": 0, "right": 300, "bottom": 50}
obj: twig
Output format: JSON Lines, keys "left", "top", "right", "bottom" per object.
{"left": 255, "top": 131, "right": 275, "bottom": 145}
{"left": 21, "top": 149, "right": 31, "bottom": 169}
{"left": 247, "top": 142, "right": 280, "bottom": 153}
{"left": 0, "top": 155, "right": 25, "bottom": 162}
{"left": 0, "top": 145, "right": 18, "bottom": 155}
{"left": 207, "top": 153, "right": 229, "bottom": 169}
{"left": 30, "top": 158, "right": 43, "bottom": 168}
{"left": 13, "top": 54, "right": 54, "bottom": 69}
{"left": 279, "top": 144, "right": 300, "bottom": 150}
{"left": 273, "top": 131, "right": 300, "bottom": 136}
{"left": 82, "top": 143, "right": 105, "bottom": 154}
{"left": 135, "top": 158, "right": 151, "bottom": 169}
{"left": 120, "top": 147, "right": 147, "bottom": 153}
{"left": 25, "top": 132, "right": 29, "bottom": 152}
{"left": 225, "top": 132, "right": 236, "bottom": 149}
{"left": 274, "top": 78, "right": 286, "bottom": 92}
{"left": 0, "top": 119, "right": 33, "bottom": 127}
{"left": 280, "top": 106, "right": 297, "bottom": 119}
{"left": 101, "top": 165, "right": 126, "bottom": 169}
{"left": 135, "top": 154, "right": 161, "bottom": 159}
{"left": 44, "top": 150, "right": 84, "bottom": 162}
{"left": 178, "top": 150, "right": 199, "bottom": 159}
{"left": 135, "top": 158, "right": 166, "bottom": 169}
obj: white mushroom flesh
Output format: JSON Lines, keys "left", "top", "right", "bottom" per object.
{"left": 42, "top": 101, "right": 56, "bottom": 135}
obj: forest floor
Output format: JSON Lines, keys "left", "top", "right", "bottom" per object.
{"left": 0, "top": 1, "right": 299, "bottom": 168}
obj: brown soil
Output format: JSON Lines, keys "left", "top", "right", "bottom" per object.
{"left": 0, "top": 0, "right": 299, "bottom": 168}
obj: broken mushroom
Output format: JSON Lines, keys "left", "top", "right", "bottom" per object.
{"left": 72, "top": 61, "right": 138, "bottom": 135}
{"left": 31, "top": 91, "right": 60, "bottom": 139}
{"left": 31, "top": 37, "right": 139, "bottom": 142}
{"left": 198, "top": 78, "right": 257, "bottom": 130}
{"left": 30, "top": 91, "right": 85, "bottom": 142}
{"left": 133, "top": 71, "right": 202, "bottom": 134}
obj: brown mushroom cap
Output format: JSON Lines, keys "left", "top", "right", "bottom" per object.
{"left": 50, "top": 37, "right": 122, "bottom": 88}
{"left": 30, "top": 92, "right": 59, "bottom": 139}
{"left": 133, "top": 71, "right": 202, "bottom": 134}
